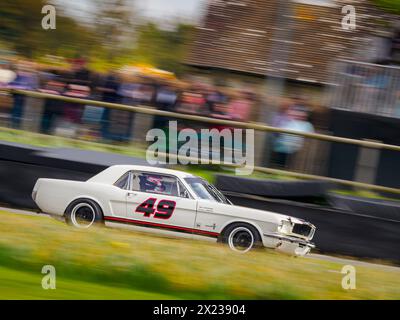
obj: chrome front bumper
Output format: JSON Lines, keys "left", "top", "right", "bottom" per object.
{"left": 263, "top": 232, "right": 315, "bottom": 256}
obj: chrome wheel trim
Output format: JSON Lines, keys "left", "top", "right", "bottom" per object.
{"left": 70, "top": 203, "right": 96, "bottom": 229}
{"left": 228, "top": 227, "right": 254, "bottom": 253}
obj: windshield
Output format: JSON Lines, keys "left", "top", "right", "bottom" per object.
{"left": 184, "top": 177, "right": 230, "bottom": 204}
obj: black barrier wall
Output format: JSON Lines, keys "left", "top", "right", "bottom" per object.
{"left": 0, "top": 160, "right": 92, "bottom": 208}
{"left": 329, "top": 109, "right": 400, "bottom": 189}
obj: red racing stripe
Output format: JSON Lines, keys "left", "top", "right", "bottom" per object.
{"left": 104, "top": 216, "right": 220, "bottom": 237}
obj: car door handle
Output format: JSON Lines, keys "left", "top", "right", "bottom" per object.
{"left": 127, "top": 192, "right": 137, "bottom": 197}
{"left": 199, "top": 206, "right": 213, "bottom": 213}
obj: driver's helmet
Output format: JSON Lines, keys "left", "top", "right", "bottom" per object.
{"left": 144, "top": 175, "right": 165, "bottom": 192}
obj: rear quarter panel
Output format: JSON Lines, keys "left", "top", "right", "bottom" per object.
{"left": 34, "top": 178, "right": 123, "bottom": 217}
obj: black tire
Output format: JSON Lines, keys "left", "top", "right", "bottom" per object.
{"left": 65, "top": 199, "right": 104, "bottom": 229}
{"left": 219, "top": 223, "right": 262, "bottom": 253}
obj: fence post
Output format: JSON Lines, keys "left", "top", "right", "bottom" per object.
{"left": 131, "top": 106, "right": 156, "bottom": 146}
{"left": 354, "top": 139, "right": 381, "bottom": 186}
{"left": 21, "top": 96, "right": 44, "bottom": 132}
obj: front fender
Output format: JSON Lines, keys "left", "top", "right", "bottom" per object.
{"left": 218, "top": 219, "right": 273, "bottom": 247}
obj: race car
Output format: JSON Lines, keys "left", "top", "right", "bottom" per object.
{"left": 32, "top": 165, "right": 316, "bottom": 255}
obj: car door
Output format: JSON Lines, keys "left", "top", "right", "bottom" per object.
{"left": 125, "top": 171, "right": 197, "bottom": 236}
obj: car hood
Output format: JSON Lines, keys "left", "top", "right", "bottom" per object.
{"left": 198, "top": 200, "right": 304, "bottom": 225}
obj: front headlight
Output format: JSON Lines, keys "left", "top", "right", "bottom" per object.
{"left": 277, "top": 219, "right": 292, "bottom": 234}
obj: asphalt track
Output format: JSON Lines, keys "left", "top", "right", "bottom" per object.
{"left": 1, "top": 206, "right": 399, "bottom": 272}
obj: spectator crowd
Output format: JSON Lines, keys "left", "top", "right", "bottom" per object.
{"left": 0, "top": 59, "right": 258, "bottom": 135}
{"left": 0, "top": 58, "right": 316, "bottom": 169}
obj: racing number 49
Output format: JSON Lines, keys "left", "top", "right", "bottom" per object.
{"left": 135, "top": 198, "right": 176, "bottom": 219}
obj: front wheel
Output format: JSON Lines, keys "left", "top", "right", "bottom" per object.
{"left": 65, "top": 199, "right": 103, "bottom": 229}
{"left": 220, "top": 223, "right": 262, "bottom": 253}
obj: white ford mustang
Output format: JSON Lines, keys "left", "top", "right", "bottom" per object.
{"left": 32, "top": 165, "right": 316, "bottom": 255}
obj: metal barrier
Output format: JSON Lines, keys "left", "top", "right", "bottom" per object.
{"left": 328, "top": 59, "right": 400, "bottom": 117}
{"left": 8, "top": 89, "right": 400, "bottom": 151}
{"left": 2, "top": 88, "right": 400, "bottom": 195}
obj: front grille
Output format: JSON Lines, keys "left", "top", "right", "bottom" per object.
{"left": 292, "top": 223, "right": 312, "bottom": 237}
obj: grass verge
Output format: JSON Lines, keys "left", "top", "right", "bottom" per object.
{"left": 0, "top": 210, "right": 399, "bottom": 299}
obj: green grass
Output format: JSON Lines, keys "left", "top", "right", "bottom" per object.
{"left": 0, "top": 266, "right": 177, "bottom": 300}
{"left": 0, "top": 210, "right": 399, "bottom": 300}
{"left": 0, "top": 127, "right": 146, "bottom": 158}
{"left": 332, "top": 189, "right": 400, "bottom": 202}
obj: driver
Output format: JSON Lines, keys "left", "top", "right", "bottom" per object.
{"left": 141, "top": 175, "right": 166, "bottom": 193}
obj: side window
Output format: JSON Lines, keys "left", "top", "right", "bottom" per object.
{"left": 131, "top": 171, "right": 180, "bottom": 197}
{"left": 114, "top": 172, "right": 130, "bottom": 190}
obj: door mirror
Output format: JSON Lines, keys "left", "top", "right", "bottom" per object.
{"left": 180, "top": 189, "right": 190, "bottom": 199}
{"left": 178, "top": 181, "right": 190, "bottom": 198}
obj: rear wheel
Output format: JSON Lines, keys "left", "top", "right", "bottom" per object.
{"left": 65, "top": 199, "right": 103, "bottom": 229}
{"left": 220, "top": 223, "right": 262, "bottom": 253}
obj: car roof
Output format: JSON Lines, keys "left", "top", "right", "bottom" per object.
{"left": 88, "top": 165, "right": 197, "bottom": 184}
{"left": 113, "top": 165, "right": 196, "bottom": 178}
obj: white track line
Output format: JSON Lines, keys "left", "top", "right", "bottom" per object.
{"left": 307, "top": 254, "right": 400, "bottom": 272}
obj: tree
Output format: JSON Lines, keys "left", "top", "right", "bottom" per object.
{"left": 0, "top": 0, "right": 99, "bottom": 59}
{"left": 0, "top": 0, "right": 47, "bottom": 57}
{"left": 372, "top": 0, "right": 400, "bottom": 15}
{"left": 0, "top": 0, "right": 195, "bottom": 73}
{"left": 132, "top": 22, "right": 195, "bottom": 75}
{"left": 92, "top": 0, "right": 136, "bottom": 63}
